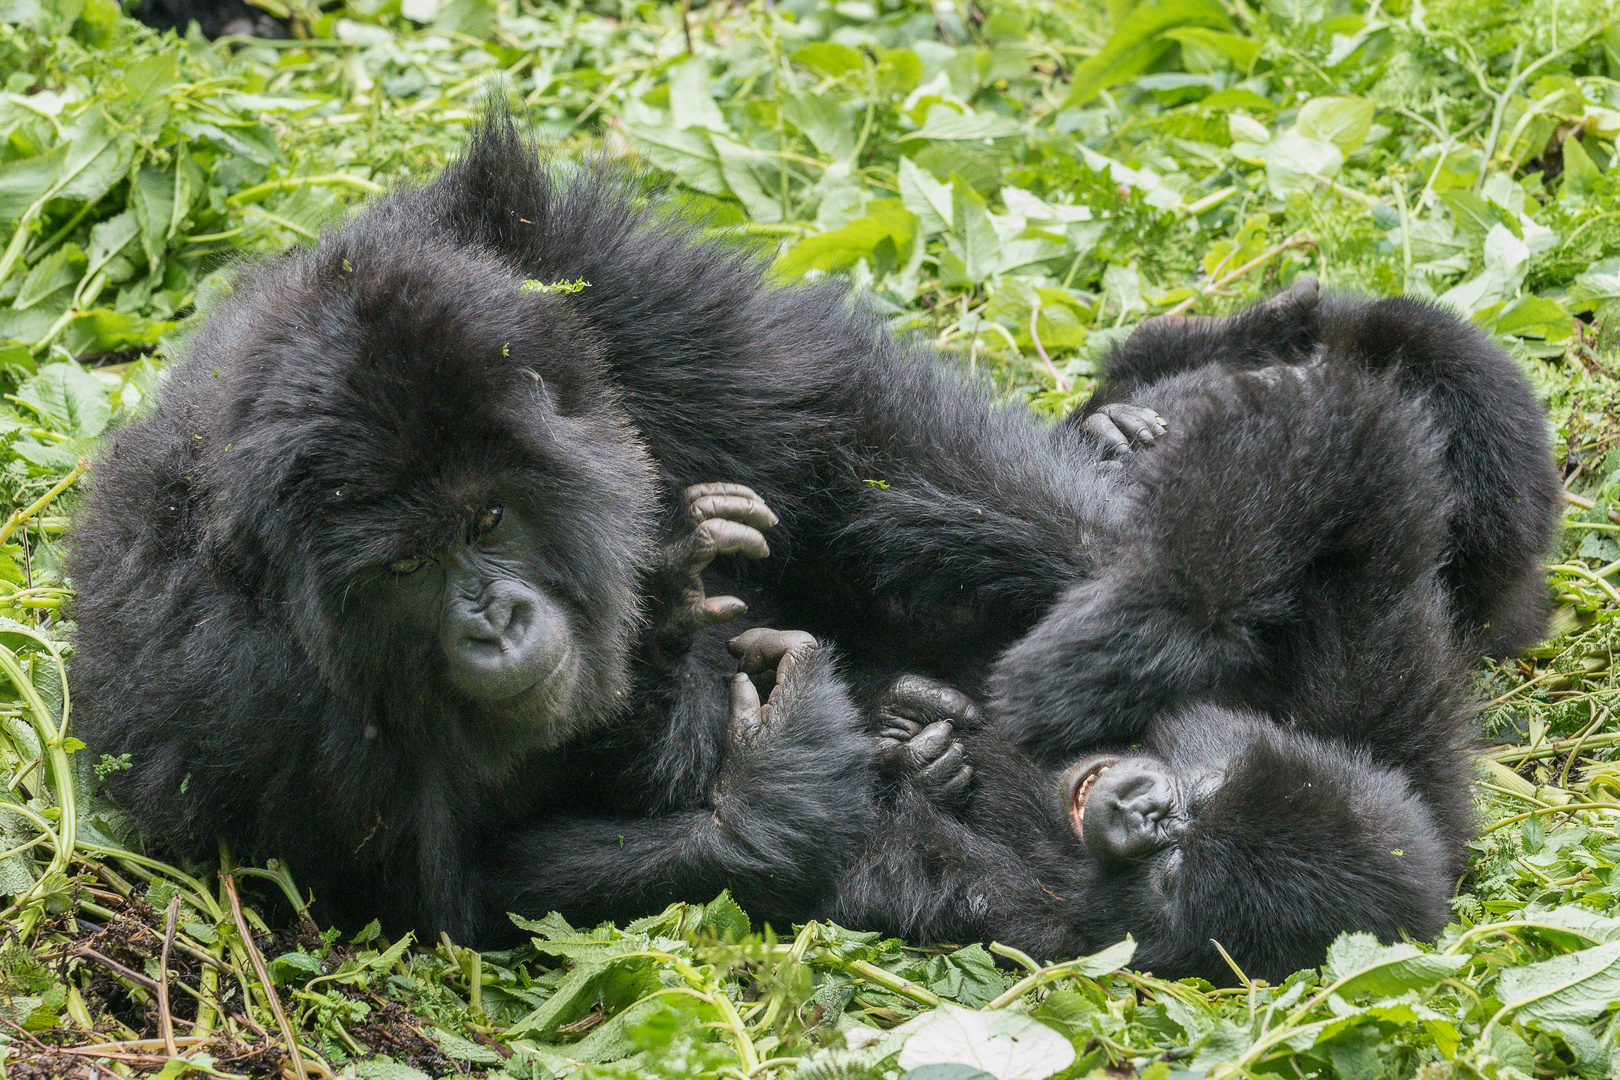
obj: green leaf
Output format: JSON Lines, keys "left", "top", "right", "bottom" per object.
{"left": 353, "top": 1061, "right": 433, "bottom": 1080}
{"left": 53, "top": 108, "right": 131, "bottom": 205}
{"left": 1495, "top": 296, "right": 1572, "bottom": 341}
{"left": 267, "top": 950, "right": 323, "bottom": 987}
{"left": 1495, "top": 941, "right": 1620, "bottom": 1023}
{"left": 696, "top": 890, "right": 750, "bottom": 939}
{"left": 16, "top": 361, "right": 111, "bottom": 437}
{"left": 1063, "top": 0, "right": 1232, "bottom": 107}
{"left": 782, "top": 93, "right": 855, "bottom": 160}
{"left": 898, "top": 156, "right": 952, "bottom": 234}
{"left": 0, "top": 149, "right": 62, "bottom": 222}
{"left": 1562, "top": 136, "right": 1602, "bottom": 198}
{"left": 939, "top": 178, "right": 998, "bottom": 287}
{"left": 1162, "top": 27, "right": 1260, "bottom": 68}
{"left": 431, "top": 1028, "right": 504, "bottom": 1064}
{"left": 895, "top": 1003, "right": 1075, "bottom": 1080}
{"left": 776, "top": 201, "right": 917, "bottom": 280}
{"left": 792, "top": 42, "right": 865, "bottom": 78}
{"left": 1572, "top": 258, "right": 1620, "bottom": 322}
{"left": 13, "top": 244, "right": 85, "bottom": 311}
{"left": 668, "top": 58, "right": 728, "bottom": 134}
{"left": 1294, "top": 95, "right": 1374, "bottom": 154}
{"left": 711, "top": 134, "right": 784, "bottom": 223}
{"left": 1320, "top": 934, "right": 1469, "bottom": 999}
{"left": 1262, "top": 132, "right": 1342, "bottom": 197}
{"left": 900, "top": 107, "right": 1022, "bottom": 144}
{"left": 625, "top": 125, "right": 727, "bottom": 196}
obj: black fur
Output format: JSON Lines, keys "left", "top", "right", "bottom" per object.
{"left": 1079, "top": 289, "right": 1562, "bottom": 657}
{"left": 68, "top": 203, "right": 875, "bottom": 943}
{"left": 129, "top": 0, "right": 285, "bottom": 38}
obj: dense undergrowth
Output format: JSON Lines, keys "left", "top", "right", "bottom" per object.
{"left": 1, "top": 0, "right": 1620, "bottom": 1076}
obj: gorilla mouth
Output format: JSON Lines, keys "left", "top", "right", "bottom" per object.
{"left": 1069, "top": 755, "right": 1120, "bottom": 837}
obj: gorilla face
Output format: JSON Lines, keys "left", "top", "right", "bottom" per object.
{"left": 1048, "top": 708, "right": 1455, "bottom": 984}
{"left": 196, "top": 237, "right": 658, "bottom": 757}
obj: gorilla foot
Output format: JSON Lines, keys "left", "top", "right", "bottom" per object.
{"left": 650, "top": 484, "right": 779, "bottom": 653}
{"left": 1084, "top": 404, "right": 1167, "bottom": 458}
{"left": 876, "top": 675, "right": 977, "bottom": 804}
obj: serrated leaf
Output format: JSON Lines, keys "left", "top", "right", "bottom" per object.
{"left": 1321, "top": 934, "right": 1469, "bottom": 999}
{"left": 1495, "top": 941, "right": 1620, "bottom": 1023}
{"left": 0, "top": 148, "right": 62, "bottom": 222}
{"left": 16, "top": 362, "right": 110, "bottom": 438}
{"left": 895, "top": 1004, "right": 1075, "bottom": 1080}
{"left": 13, "top": 245, "right": 85, "bottom": 311}
{"left": 711, "top": 134, "right": 783, "bottom": 223}
{"left": 696, "top": 890, "right": 750, "bottom": 940}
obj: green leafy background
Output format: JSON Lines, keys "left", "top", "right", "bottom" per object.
{"left": 3, "top": 0, "right": 1620, "bottom": 1076}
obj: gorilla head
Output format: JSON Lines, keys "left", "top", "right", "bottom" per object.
{"left": 204, "top": 238, "right": 655, "bottom": 752}
{"left": 1052, "top": 708, "right": 1453, "bottom": 983}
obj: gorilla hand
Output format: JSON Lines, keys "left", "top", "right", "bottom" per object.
{"left": 1083, "top": 404, "right": 1168, "bottom": 458}
{"left": 649, "top": 484, "right": 778, "bottom": 656}
{"left": 876, "top": 675, "right": 977, "bottom": 805}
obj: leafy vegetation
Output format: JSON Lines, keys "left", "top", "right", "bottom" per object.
{"left": 1, "top": 0, "right": 1620, "bottom": 1075}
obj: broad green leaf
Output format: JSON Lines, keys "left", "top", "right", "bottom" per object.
{"left": 1441, "top": 224, "right": 1528, "bottom": 314}
{"left": 54, "top": 109, "right": 131, "bottom": 204}
{"left": 625, "top": 125, "right": 726, "bottom": 195}
{"left": 0, "top": 148, "right": 62, "bottom": 222}
{"left": 1320, "top": 934, "right": 1469, "bottom": 999}
{"left": 1294, "top": 95, "right": 1374, "bottom": 154}
{"left": 899, "top": 156, "right": 952, "bottom": 234}
{"left": 132, "top": 165, "right": 177, "bottom": 270}
{"left": 792, "top": 42, "right": 865, "bottom": 78}
{"left": 84, "top": 210, "right": 138, "bottom": 282}
{"left": 16, "top": 361, "right": 111, "bottom": 437}
{"left": 267, "top": 950, "right": 324, "bottom": 986}
{"left": 354, "top": 1061, "right": 432, "bottom": 1080}
{"left": 1262, "top": 132, "right": 1342, "bottom": 197}
{"left": 696, "top": 890, "right": 750, "bottom": 939}
{"left": 1495, "top": 296, "right": 1572, "bottom": 341}
{"left": 668, "top": 58, "right": 728, "bottom": 134}
{"left": 1562, "top": 136, "right": 1602, "bottom": 198}
{"left": 776, "top": 202, "right": 917, "bottom": 280}
{"left": 896, "top": 1004, "right": 1075, "bottom": 1080}
{"left": 939, "top": 178, "right": 997, "bottom": 287}
{"left": 1571, "top": 257, "right": 1620, "bottom": 322}
{"left": 506, "top": 955, "right": 660, "bottom": 1036}
{"left": 711, "top": 134, "right": 784, "bottom": 223}
{"left": 782, "top": 93, "right": 855, "bottom": 159}
{"left": 1495, "top": 941, "right": 1620, "bottom": 1022}
{"left": 431, "top": 1028, "right": 504, "bottom": 1064}
{"left": 1162, "top": 26, "right": 1260, "bottom": 68}
{"left": 900, "top": 106, "right": 1022, "bottom": 144}
{"left": 13, "top": 244, "right": 85, "bottom": 310}
{"left": 1063, "top": 0, "right": 1231, "bottom": 107}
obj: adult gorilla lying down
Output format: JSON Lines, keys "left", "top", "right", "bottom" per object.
{"left": 68, "top": 116, "right": 1554, "bottom": 980}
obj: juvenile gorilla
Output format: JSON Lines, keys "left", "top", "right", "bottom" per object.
{"left": 68, "top": 227, "right": 874, "bottom": 942}
{"left": 829, "top": 362, "right": 1480, "bottom": 983}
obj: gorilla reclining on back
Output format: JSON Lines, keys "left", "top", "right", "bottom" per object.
{"left": 68, "top": 114, "right": 1557, "bottom": 980}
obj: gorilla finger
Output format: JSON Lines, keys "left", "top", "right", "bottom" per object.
{"left": 696, "top": 595, "right": 748, "bottom": 627}
{"left": 917, "top": 741, "right": 967, "bottom": 786}
{"left": 689, "top": 492, "right": 779, "bottom": 532}
{"left": 684, "top": 482, "right": 760, "bottom": 509}
{"left": 772, "top": 637, "right": 819, "bottom": 689}
{"left": 876, "top": 737, "right": 909, "bottom": 764}
{"left": 729, "top": 627, "right": 816, "bottom": 673}
{"left": 904, "top": 720, "right": 956, "bottom": 768}
{"left": 728, "top": 672, "right": 763, "bottom": 739}
{"left": 1112, "top": 406, "right": 1164, "bottom": 444}
{"left": 876, "top": 711, "right": 924, "bottom": 739}
{"left": 1081, "top": 412, "right": 1130, "bottom": 454}
{"left": 696, "top": 517, "right": 771, "bottom": 562}
{"left": 883, "top": 677, "right": 982, "bottom": 728}
{"left": 933, "top": 762, "right": 975, "bottom": 802}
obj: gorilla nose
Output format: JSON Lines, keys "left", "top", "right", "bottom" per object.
{"left": 441, "top": 582, "right": 570, "bottom": 701}
{"left": 1081, "top": 762, "right": 1180, "bottom": 863}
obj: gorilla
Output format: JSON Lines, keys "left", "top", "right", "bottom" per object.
{"left": 67, "top": 223, "right": 876, "bottom": 941}
{"left": 826, "top": 358, "right": 1481, "bottom": 983}
{"left": 70, "top": 112, "right": 1555, "bottom": 975}
{"left": 129, "top": 0, "right": 286, "bottom": 39}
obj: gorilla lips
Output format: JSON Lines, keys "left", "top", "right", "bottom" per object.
{"left": 1068, "top": 756, "right": 1121, "bottom": 838}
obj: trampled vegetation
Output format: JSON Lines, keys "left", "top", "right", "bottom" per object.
{"left": 1, "top": 0, "right": 1620, "bottom": 1076}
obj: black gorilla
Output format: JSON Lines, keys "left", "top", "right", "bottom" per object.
{"left": 828, "top": 360, "right": 1481, "bottom": 983}
{"left": 68, "top": 220, "right": 875, "bottom": 941}
{"left": 129, "top": 0, "right": 285, "bottom": 38}
{"left": 71, "top": 114, "right": 1554, "bottom": 973}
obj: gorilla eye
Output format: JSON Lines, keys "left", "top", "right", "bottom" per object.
{"left": 388, "top": 556, "right": 424, "bottom": 576}
{"left": 473, "top": 506, "right": 503, "bottom": 536}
